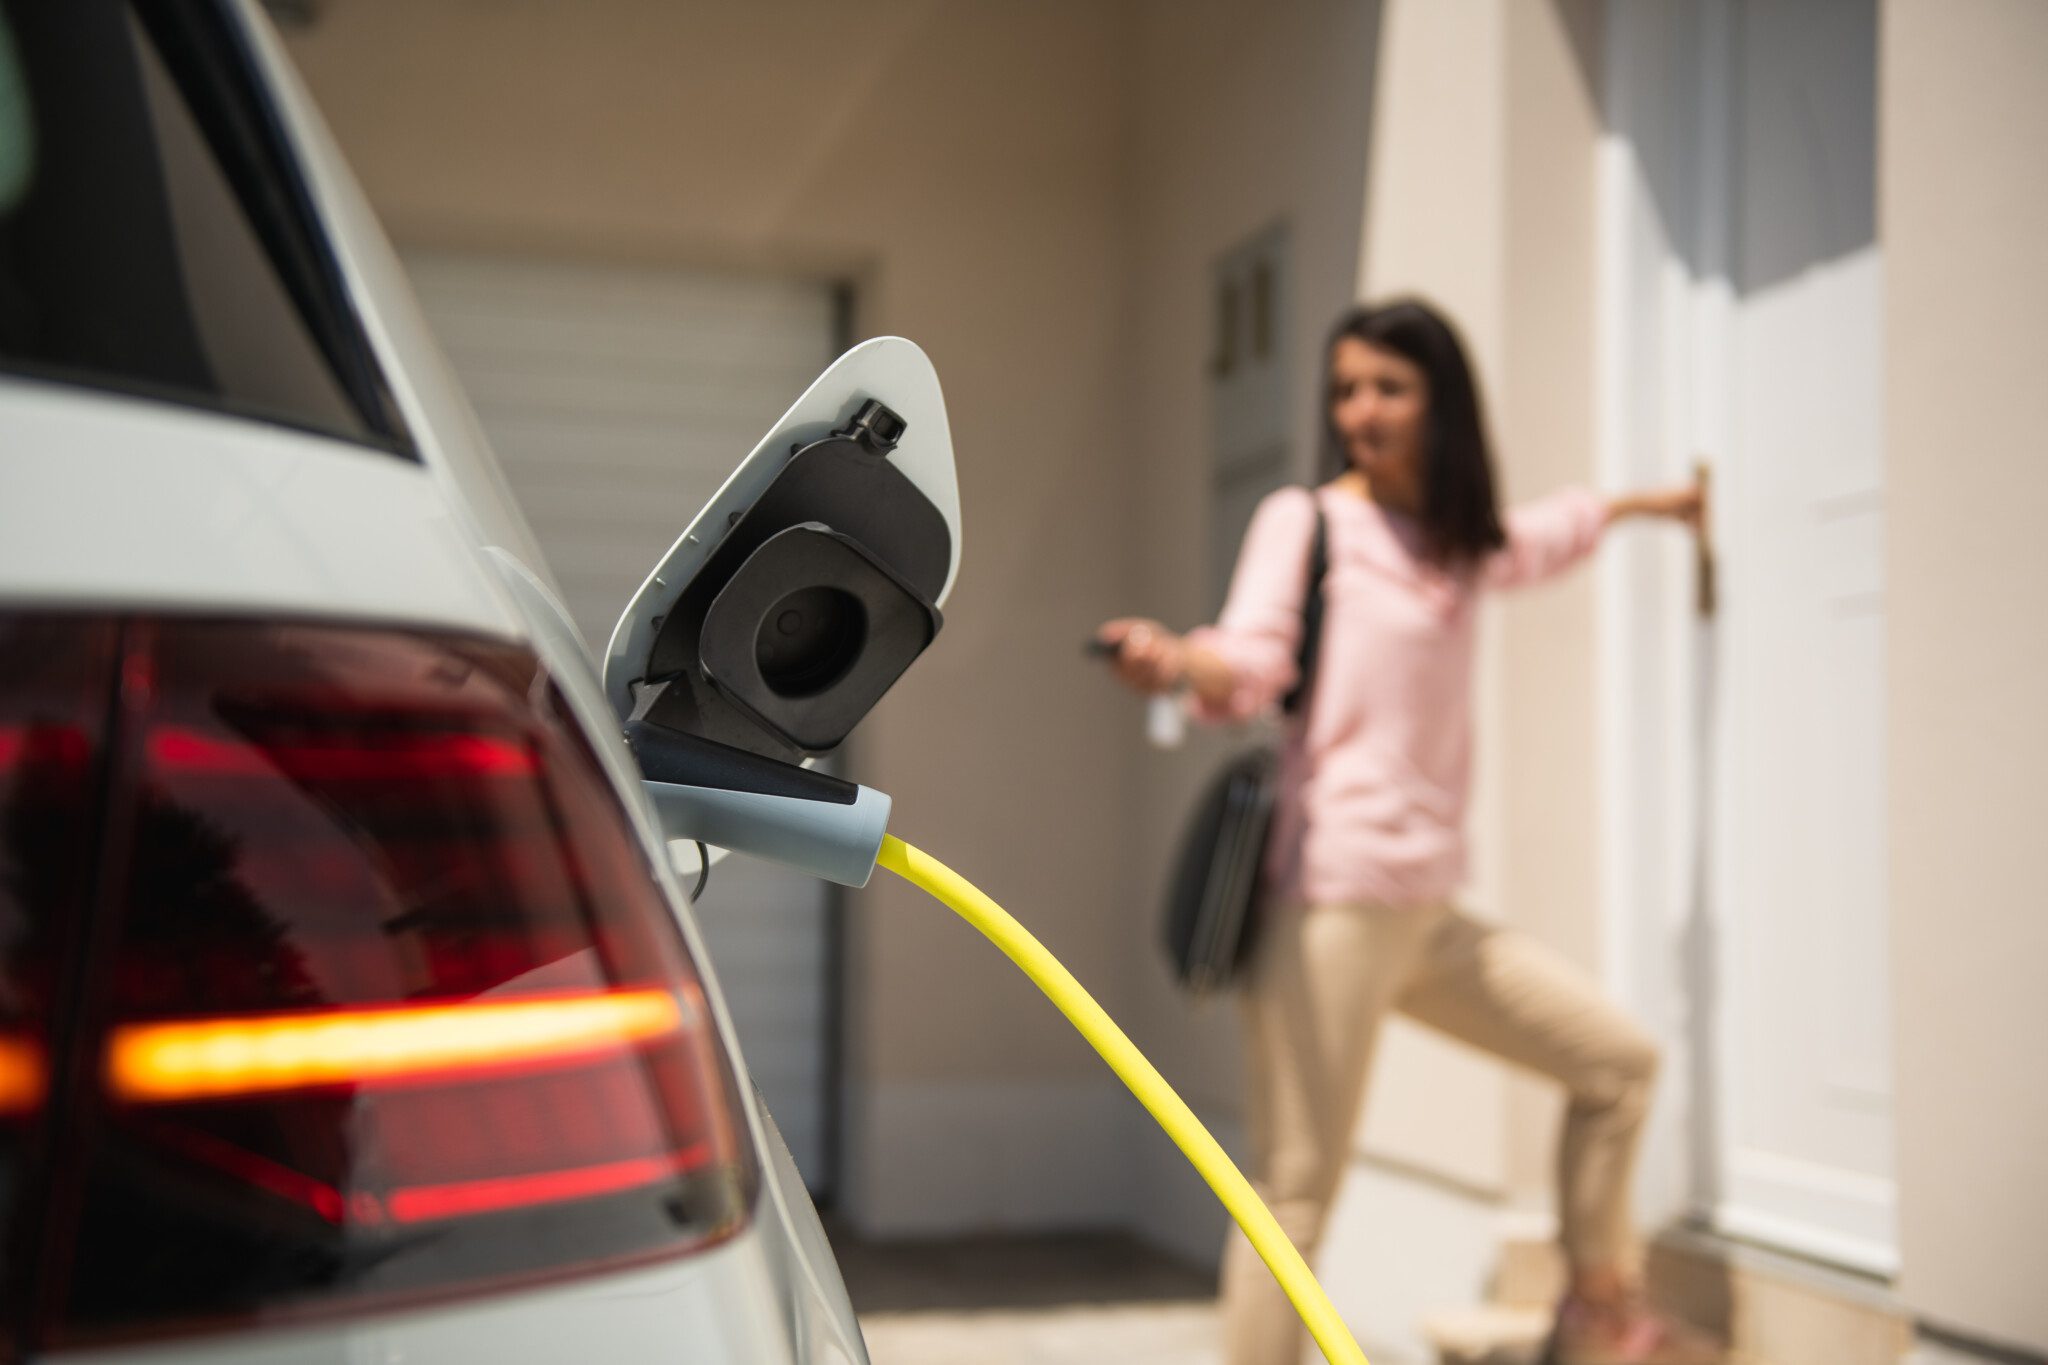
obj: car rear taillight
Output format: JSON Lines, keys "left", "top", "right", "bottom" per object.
{"left": 0, "top": 617, "right": 121, "bottom": 1356}
{"left": 0, "top": 617, "right": 755, "bottom": 1348}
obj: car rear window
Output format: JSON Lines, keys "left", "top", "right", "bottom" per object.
{"left": 0, "top": 0, "right": 411, "bottom": 454}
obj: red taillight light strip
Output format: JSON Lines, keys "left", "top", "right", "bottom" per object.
{"left": 384, "top": 1148, "right": 714, "bottom": 1224}
{"left": 107, "top": 989, "right": 688, "bottom": 1102}
{"left": 0, "top": 1035, "right": 46, "bottom": 1113}
{"left": 148, "top": 1119, "right": 718, "bottom": 1227}
{"left": 0, "top": 723, "right": 92, "bottom": 773}
{"left": 147, "top": 727, "right": 536, "bottom": 780}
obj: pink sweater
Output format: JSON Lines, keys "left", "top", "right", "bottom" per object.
{"left": 1187, "top": 484, "right": 1608, "bottom": 908}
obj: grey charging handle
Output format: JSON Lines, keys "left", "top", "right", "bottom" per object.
{"left": 626, "top": 721, "right": 891, "bottom": 889}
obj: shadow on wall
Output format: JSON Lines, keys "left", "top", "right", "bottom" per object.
{"left": 1593, "top": 0, "right": 1877, "bottom": 299}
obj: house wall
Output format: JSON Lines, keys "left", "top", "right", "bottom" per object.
{"left": 1352, "top": 0, "right": 1609, "bottom": 1222}
{"left": 1495, "top": 0, "right": 1607, "bottom": 1208}
{"left": 1346, "top": 0, "right": 1528, "bottom": 1215}
{"left": 1118, "top": 11, "right": 1612, "bottom": 1354}
{"left": 1881, "top": 0, "right": 2048, "bottom": 1350}
{"left": 283, "top": 0, "right": 1147, "bottom": 1236}
{"left": 1116, "top": 0, "right": 1383, "bottom": 1262}
{"left": 274, "top": 12, "right": 2048, "bottom": 1356}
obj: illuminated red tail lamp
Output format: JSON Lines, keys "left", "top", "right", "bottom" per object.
{"left": 106, "top": 989, "right": 689, "bottom": 1103}
{"left": 147, "top": 726, "right": 538, "bottom": 781}
{"left": 103, "top": 985, "right": 727, "bottom": 1231}
{"left": 0, "top": 618, "right": 758, "bottom": 1346}
{"left": 0, "top": 1037, "right": 46, "bottom": 1115}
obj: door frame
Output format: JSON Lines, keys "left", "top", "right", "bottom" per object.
{"left": 1594, "top": 0, "right": 1733, "bottom": 1241}
{"left": 1594, "top": 0, "right": 1899, "bottom": 1277}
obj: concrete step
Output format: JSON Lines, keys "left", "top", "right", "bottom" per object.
{"left": 1646, "top": 1228, "right": 1912, "bottom": 1365}
{"left": 1490, "top": 1237, "right": 1567, "bottom": 1308}
{"left": 1443, "top": 1227, "right": 1911, "bottom": 1364}
{"left": 1422, "top": 1303, "right": 1551, "bottom": 1365}
{"left": 1423, "top": 1300, "right": 1781, "bottom": 1365}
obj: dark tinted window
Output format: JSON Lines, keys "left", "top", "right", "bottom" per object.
{"left": 0, "top": 1, "right": 409, "bottom": 451}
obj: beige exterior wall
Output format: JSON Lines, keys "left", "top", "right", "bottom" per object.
{"left": 1352, "top": 0, "right": 1519, "bottom": 1199}
{"left": 1117, "top": 0, "right": 1612, "bottom": 1308}
{"left": 1495, "top": 0, "right": 1606, "bottom": 1211}
{"left": 1355, "top": 0, "right": 1609, "bottom": 1210}
{"left": 1882, "top": 0, "right": 2048, "bottom": 1351}
{"left": 277, "top": 10, "right": 2048, "bottom": 1352}
{"left": 283, "top": 0, "right": 1147, "bottom": 1235}
{"left": 1115, "top": 0, "right": 1382, "bottom": 1257}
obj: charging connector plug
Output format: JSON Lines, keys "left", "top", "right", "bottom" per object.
{"left": 626, "top": 721, "right": 891, "bottom": 888}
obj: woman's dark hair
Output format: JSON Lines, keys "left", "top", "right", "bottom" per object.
{"left": 1318, "top": 299, "right": 1507, "bottom": 565}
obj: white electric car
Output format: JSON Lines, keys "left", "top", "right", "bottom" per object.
{"left": 0, "top": 1, "right": 935, "bottom": 1360}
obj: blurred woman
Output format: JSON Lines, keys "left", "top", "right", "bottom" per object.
{"left": 1096, "top": 299, "right": 1715, "bottom": 1365}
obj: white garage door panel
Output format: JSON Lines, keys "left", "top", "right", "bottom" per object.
{"left": 446, "top": 369, "right": 811, "bottom": 427}
{"left": 406, "top": 250, "right": 841, "bottom": 1195}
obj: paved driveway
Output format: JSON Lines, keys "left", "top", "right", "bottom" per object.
{"left": 829, "top": 1229, "right": 1223, "bottom": 1365}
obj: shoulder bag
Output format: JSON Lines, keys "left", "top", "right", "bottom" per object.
{"left": 1160, "top": 493, "right": 1328, "bottom": 995}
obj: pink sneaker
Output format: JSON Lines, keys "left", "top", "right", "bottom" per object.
{"left": 1542, "top": 1293, "right": 1724, "bottom": 1365}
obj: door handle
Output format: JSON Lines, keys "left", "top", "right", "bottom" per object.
{"left": 1694, "top": 458, "right": 1717, "bottom": 619}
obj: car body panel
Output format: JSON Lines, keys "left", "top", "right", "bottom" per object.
{"left": 0, "top": 3, "right": 871, "bottom": 1360}
{"left": 53, "top": 1234, "right": 802, "bottom": 1365}
{"left": 0, "top": 378, "right": 519, "bottom": 639}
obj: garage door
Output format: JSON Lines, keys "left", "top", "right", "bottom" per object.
{"left": 406, "top": 250, "right": 843, "bottom": 1196}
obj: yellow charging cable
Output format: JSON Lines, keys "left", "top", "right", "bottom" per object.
{"left": 877, "top": 834, "right": 1368, "bottom": 1365}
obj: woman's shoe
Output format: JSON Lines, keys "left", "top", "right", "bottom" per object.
{"left": 1541, "top": 1292, "right": 1723, "bottom": 1365}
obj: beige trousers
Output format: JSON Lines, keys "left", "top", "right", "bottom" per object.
{"left": 1219, "top": 900, "right": 1661, "bottom": 1365}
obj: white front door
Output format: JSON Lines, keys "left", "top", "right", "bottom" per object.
{"left": 405, "top": 251, "right": 845, "bottom": 1196}
{"left": 1601, "top": 0, "right": 1895, "bottom": 1274}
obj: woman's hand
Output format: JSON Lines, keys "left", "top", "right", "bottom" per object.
{"left": 1092, "top": 617, "right": 1189, "bottom": 696}
{"left": 1607, "top": 478, "right": 1706, "bottom": 531}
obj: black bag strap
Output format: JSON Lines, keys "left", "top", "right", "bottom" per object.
{"left": 1279, "top": 489, "right": 1329, "bottom": 717}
